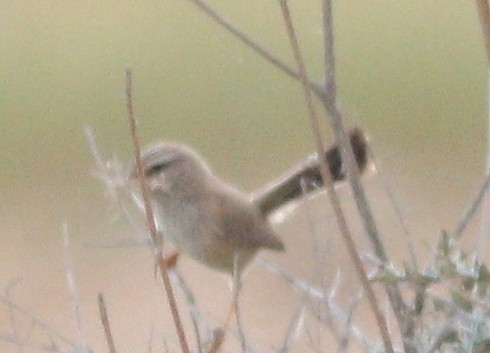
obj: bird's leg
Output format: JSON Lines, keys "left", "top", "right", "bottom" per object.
{"left": 230, "top": 255, "right": 247, "bottom": 351}
{"left": 226, "top": 254, "right": 242, "bottom": 327}
{"left": 209, "top": 255, "right": 245, "bottom": 353}
{"left": 221, "top": 254, "right": 243, "bottom": 327}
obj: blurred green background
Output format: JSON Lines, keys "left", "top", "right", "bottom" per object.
{"left": 0, "top": 0, "right": 488, "bottom": 352}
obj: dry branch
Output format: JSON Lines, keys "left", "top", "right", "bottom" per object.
{"left": 319, "top": 0, "right": 411, "bottom": 346}
{"left": 0, "top": 295, "right": 79, "bottom": 352}
{"left": 125, "top": 69, "right": 190, "bottom": 353}
{"left": 185, "top": 0, "right": 323, "bottom": 96}
{"left": 367, "top": 144, "right": 418, "bottom": 270}
{"left": 475, "top": 0, "right": 490, "bottom": 263}
{"left": 453, "top": 171, "right": 490, "bottom": 239}
{"left": 98, "top": 293, "right": 117, "bottom": 353}
{"left": 277, "top": 1, "right": 393, "bottom": 352}
{"left": 62, "top": 223, "right": 90, "bottom": 353}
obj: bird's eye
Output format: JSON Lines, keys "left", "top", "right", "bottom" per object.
{"left": 145, "top": 163, "right": 169, "bottom": 177}
{"left": 145, "top": 154, "right": 184, "bottom": 177}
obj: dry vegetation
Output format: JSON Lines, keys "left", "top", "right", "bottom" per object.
{"left": 3, "top": 0, "right": 490, "bottom": 352}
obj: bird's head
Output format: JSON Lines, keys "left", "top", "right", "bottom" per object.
{"left": 128, "top": 142, "right": 213, "bottom": 197}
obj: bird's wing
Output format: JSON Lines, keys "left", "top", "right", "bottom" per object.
{"left": 214, "top": 186, "right": 285, "bottom": 251}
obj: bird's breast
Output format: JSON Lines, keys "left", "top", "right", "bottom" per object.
{"left": 152, "top": 189, "right": 257, "bottom": 272}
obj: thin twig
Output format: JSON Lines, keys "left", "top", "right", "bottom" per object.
{"left": 257, "top": 257, "right": 373, "bottom": 349}
{"left": 85, "top": 127, "right": 114, "bottom": 195}
{"left": 317, "top": 270, "right": 342, "bottom": 339}
{"left": 185, "top": 0, "right": 322, "bottom": 96}
{"left": 321, "top": 0, "right": 336, "bottom": 103}
{"left": 277, "top": 303, "right": 307, "bottom": 353}
{"left": 278, "top": 2, "right": 394, "bottom": 352}
{"left": 171, "top": 269, "right": 212, "bottom": 353}
{"left": 85, "top": 127, "right": 149, "bottom": 239}
{"left": 300, "top": 179, "right": 337, "bottom": 352}
{"left": 452, "top": 171, "right": 490, "bottom": 239}
{"left": 5, "top": 277, "right": 24, "bottom": 353}
{"left": 0, "top": 296, "right": 77, "bottom": 349}
{"left": 475, "top": 0, "right": 490, "bottom": 263}
{"left": 62, "top": 223, "right": 90, "bottom": 353}
{"left": 0, "top": 334, "right": 68, "bottom": 353}
{"left": 125, "top": 69, "right": 190, "bottom": 353}
{"left": 338, "top": 291, "right": 363, "bottom": 353}
{"left": 300, "top": 176, "right": 332, "bottom": 291}
{"left": 478, "top": 73, "right": 490, "bottom": 263}
{"left": 367, "top": 144, "right": 418, "bottom": 270}
{"left": 319, "top": 0, "right": 410, "bottom": 345}
{"left": 97, "top": 293, "right": 117, "bottom": 353}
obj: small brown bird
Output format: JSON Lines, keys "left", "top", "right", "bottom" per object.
{"left": 129, "top": 142, "right": 285, "bottom": 274}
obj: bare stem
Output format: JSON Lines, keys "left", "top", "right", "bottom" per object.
{"left": 476, "top": 0, "right": 490, "bottom": 263}
{"left": 367, "top": 144, "right": 418, "bottom": 270}
{"left": 278, "top": 2, "right": 394, "bottom": 353}
{"left": 62, "top": 223, "right": 89, "bottom": 353}
{"left": 98, "top": 293, "right": 117, "bottom": 353}
{"left": 0, "top": 295, "right": 79, "bottom": 350}
{"left": 453, "top": 167, "right": 490, "bottom": 239}
{"left": 277, "top": 303, "right": 307, "bottom": 353}
{"left": 5, "top": 278, "right": 24, "bottom": 353}
{"left": 478, "top": 73, "right": 490, "bottom": 262}
{"left": 320, "top": 0, "right": 411, "bottom": 345}
{"left": 171, "top": 269, "right": 213, "bottom": 353}
{"left": 338, "top": 291, "right": 362, "bottom": 353}
{"left": 320, "top": 0, "right": 384, "bottom": 273}
{"left": 321, "top": 0, "right": 336, "bottom": 102}
{"left": 257, "top": 257, "right": 373, "bottom": 349}
{"left": 125, "top": 69, "right": 190, "bottom": 353}
{"left": 184, "top": 0, "right": 323, "bottom": 96}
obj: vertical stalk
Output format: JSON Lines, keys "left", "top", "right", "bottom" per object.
{"left": 279, "top": 2, "right": 394, "bottom": 352}
{"left": 320, "top": 0, "right": 412, "bottom": 348}
{"left": 475, "top": 0, "right": 490, "bottom": 263}
{"left": 125, "top": 70, "right": 190, "bottom": 353}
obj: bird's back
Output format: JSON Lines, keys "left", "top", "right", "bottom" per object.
{"left": 211, "top": 181, "right": 285, "bottom": 252}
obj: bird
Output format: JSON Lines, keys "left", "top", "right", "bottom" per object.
{"left": 128, "top": 142, "right": 285, "bottom": 275}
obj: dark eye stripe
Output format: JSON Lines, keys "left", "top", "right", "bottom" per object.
{"left": 144, "top": 153, "right": 185, "bottom": 177}
{"left": 145, "top": 163, "right": 168, "bottom": 177}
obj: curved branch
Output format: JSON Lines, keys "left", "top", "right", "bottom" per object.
{"left": 185, "top": 0, "right": 323, "bottom": 96}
